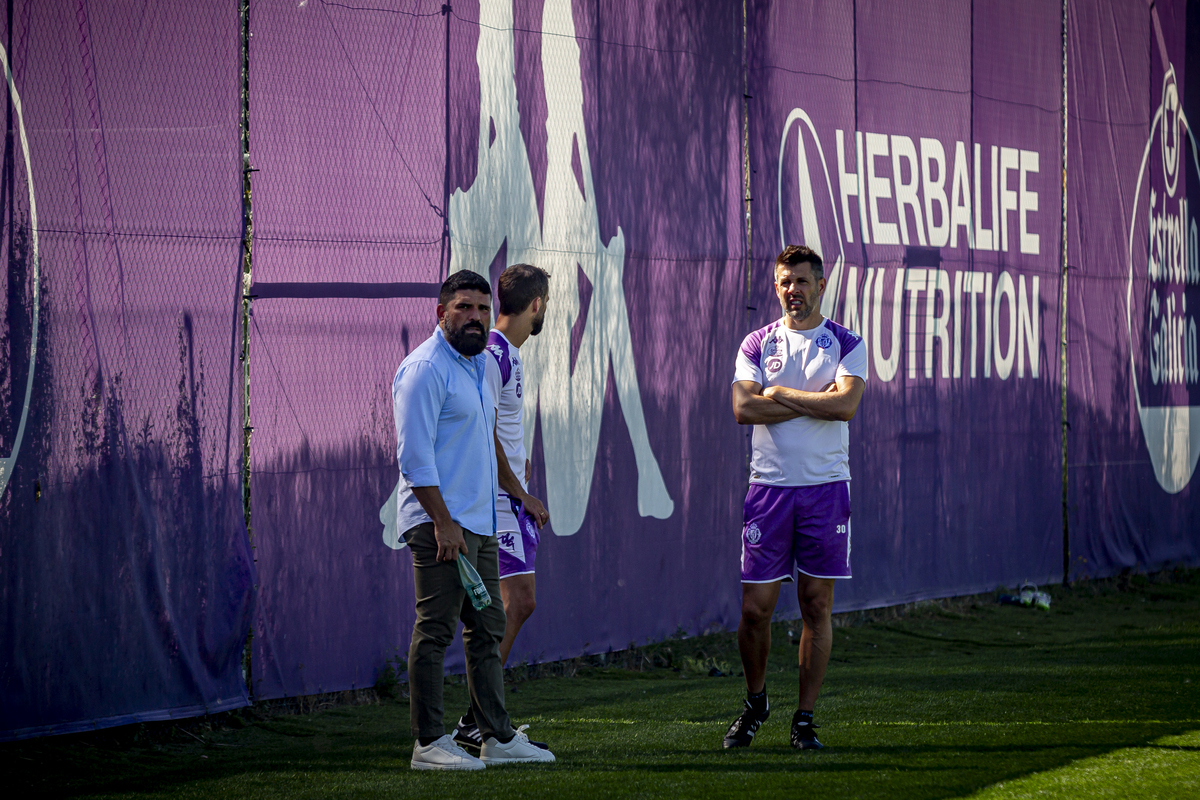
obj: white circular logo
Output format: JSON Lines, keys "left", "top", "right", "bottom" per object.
{"left": 1162, "top": 67, "right": 1181, "bottom": 198}
{"left": 1126, "top": 63, "right": 1200, "bottom": 494}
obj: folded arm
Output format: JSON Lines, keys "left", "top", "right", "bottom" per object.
{"left": 762, "top": 375, "right": 865, "bottom": 422}
{"left": 732, "top": 380, "right": 804, "bottom": 425}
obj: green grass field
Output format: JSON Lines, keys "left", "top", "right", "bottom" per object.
{"left": 6, "top": 570, "right": 1199, "bottom": 799}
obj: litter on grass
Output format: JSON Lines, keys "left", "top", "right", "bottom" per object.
{"left": 999, "top": 582, "right": 1051, "bottom": 610}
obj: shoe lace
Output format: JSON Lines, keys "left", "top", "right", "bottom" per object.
{"left": 791, "top": 721, "right": 820, "bottom": 742}
{"left": 730, "top": 708, "right": 763, "bottom": 735}
{"left": 513, "top": 724, "right": 532, "bottom": 743}
{"left": 438, "top": 736, "right": 472, "bottom": 756}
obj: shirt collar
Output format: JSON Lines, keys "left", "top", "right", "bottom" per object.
{"left": 778, "top": 316, "right": 827, "bottom": 336}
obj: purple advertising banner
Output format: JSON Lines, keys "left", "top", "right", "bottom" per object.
{"left": 3, "top": 0, "right": 1198, "bottom": 739}
{"left": 1, "top": 0, "right": 254, "bottom": 739}
{"left": 247, "top": 0, "right": 745, "bottom": 699}
{"left": 1066, "top": 0, "right": 1200, "bottom": 575}
{"left": 246, "top": 0, "right": 450, "bottom": 701}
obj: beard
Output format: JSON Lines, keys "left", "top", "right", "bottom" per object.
{"left": 783, "top": 296, "right": 815, "bottom": 321}
{"left": 530, "top": 307, "right": 547, "bottom": 336}
{"left": 444, "top": 319, "right": 488, "bottom": 356}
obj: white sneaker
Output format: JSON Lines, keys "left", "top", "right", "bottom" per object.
{"left": 411, "top": 734, "right": 486, "bottom": 771}
{"left": 480, "top": 728, "right": 556, "bottom": 764}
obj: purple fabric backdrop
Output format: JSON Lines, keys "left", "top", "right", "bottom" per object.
{"left": 1066, "top": 0, "right": 1200, "bottom": 576}
{"left": 1, "top": 0, "right": 254, "bottom": 739}
{"left": 245, "top": 0, "right": 450, "bottom": 701}
{"left": 748, "top": 0, "right": 1066, "bottom": 614}
{"left": 4, "top": 0, "right": 1198, "bottom": 738}
{"left": 246, "top": 0, "right": 745, "bottom": 699}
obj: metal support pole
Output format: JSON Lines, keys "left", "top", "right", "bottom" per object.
{"left": 440, "top": 3, "right": 452, "bottom": 280}
{"left": 1060, "top": 0, "right": 1071, "bottom": 586}
{"left": 742, "top": 0, "right": 751, "bottom": 312}
{"left": 742, "top": 0, "right": 753, "bottom": 479}
{"left": 239, "top": 0, "right": 257, "bottom": 695}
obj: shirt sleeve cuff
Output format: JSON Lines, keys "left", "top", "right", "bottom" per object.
{"left": 402, "top": 467, "right": 440, "bottom": 487}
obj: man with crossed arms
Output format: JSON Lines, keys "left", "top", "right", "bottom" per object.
{"left": 724, "top": 245, "right": 867, "bottom": 751}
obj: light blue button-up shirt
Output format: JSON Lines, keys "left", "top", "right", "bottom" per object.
{"left": 392, "top": 326, "right": 498, "bottom": 537}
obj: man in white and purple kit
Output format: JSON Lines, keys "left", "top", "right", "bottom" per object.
{"left": 724, "top": 245, "right": 867, "bottom": 751}
{"left": 453, "top": 264, "right": 552, "bottom": 754}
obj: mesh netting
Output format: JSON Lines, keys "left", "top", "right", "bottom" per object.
{"left": 2, "top": 0, "right": 1196, "bottom": 737}
{"left": 1, "top": 0, "right": 253, "bottom": 738}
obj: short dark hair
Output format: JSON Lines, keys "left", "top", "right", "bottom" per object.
{"left": 775, "top": 244, "right": 824, "bottom": 281}
{"left": 497, "top": 263, "right": 551, "bottom": 316}
{"left": 439, "top": 269, "right": 492, "bottom": 305}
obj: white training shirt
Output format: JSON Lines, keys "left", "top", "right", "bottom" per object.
{"left": 484, "top": 329, "right": 527, "bottom": 532}
{"left": 733, "top": 317, "right": 868, "bottom": 487}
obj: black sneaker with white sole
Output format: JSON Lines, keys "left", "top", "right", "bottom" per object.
{"left": 452, "top": 715, "right": 483, "bottom": 755}
{"left": 722, "top": 700, "right": 770, "bottom": 748}
{"left": 790, "top": 711, "right": 823, "bottom": 750}
{"left": 455, "top": 717, "right": 548, "bottom": 754}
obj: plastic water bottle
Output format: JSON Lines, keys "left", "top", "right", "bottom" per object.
{"left": 457, "top": 556, "right": 491, "bottom": 610}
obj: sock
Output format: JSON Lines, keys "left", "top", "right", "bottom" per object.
{"left": 794, "top": 709, "right": 814, "bottom": 727}
{"left": 746, "top": 689, "right": 769, "bottom": 715}
{"left": 418, "top": 736, "right": 440, "bottom": 746}
{"left": 460, "top": 706, "right": 476, "bottom": 726}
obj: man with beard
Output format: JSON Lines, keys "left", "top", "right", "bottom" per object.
{"left": 392, "top": 270, "right": 554, "bottom": 770}
{"left": 724, "top": 245, "right": 866, "bottom": 751}
{"left": 452, "top": 264, "right": 552, "bottom": 754}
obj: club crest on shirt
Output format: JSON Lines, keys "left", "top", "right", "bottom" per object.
{"left": 762, "top": 335, "right": 779, "bottom": 357}
{"left": 745, "top": 522, "right": 762, "bottom": 545}
{"left": 515, "top": 365, "right": 523, "bottom": 398}
{"left": 815, "top": 333, "right": 833, "bottom": 349}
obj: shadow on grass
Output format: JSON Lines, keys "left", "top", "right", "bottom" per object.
{"left": 8, "top": 571, "right": 1200, "bottom": 798}
{"left": 10, "top": 723, "right": 1200, "bottom": 799}
{"left": 54, "top": 737, "right": 1194, "bottom": 795}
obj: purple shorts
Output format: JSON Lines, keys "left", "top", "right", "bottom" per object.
{"left": 741, "top": 482, "right": 852, "bottom": 582}
{"left": 497, "top": 494, "right": 539, "bottom": 578}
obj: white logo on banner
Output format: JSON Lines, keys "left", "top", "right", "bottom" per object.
{"left": 382, "top": 0, "right": 675, "bottom": 548}
{"left": 1127, "top": 63, "right": 1200, "bottom": 493}
{"left": 449, "top": 0, "right": 674, "bottom": 536}
{"left": 777, "top": 110, "right": 1045, "bottom": 385}
{"left": 777, "top": 109, "right": 846, "bottom": 320}
{"left": 0, "top": 44, "right": 41, "bottom": 500}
